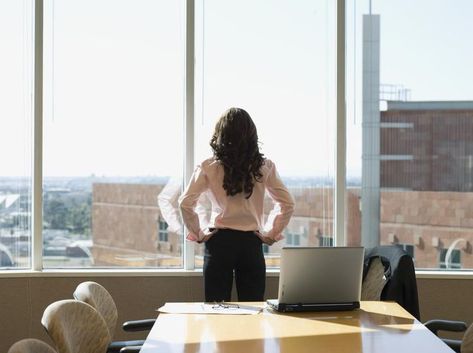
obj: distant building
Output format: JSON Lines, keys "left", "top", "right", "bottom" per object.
{"left": 375, "top": 100, "right": 473, "bottom": 269}
{"left": 381, "top": 101, "right": 473, "bottom": 191}
{"left": 91, "top": 182, "right": 473, "bottom": 270}
{"left": 0, "top": 194, "right": 20, "bottom": 212}
{"left": 91, "top": 183, "right": 182, "bottom": 267}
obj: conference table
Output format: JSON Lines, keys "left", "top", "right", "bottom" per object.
{"left": 139, "top": 301, "right": 454, "bottom": 353}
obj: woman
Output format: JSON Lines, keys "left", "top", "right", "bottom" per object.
{"left": 179, "top": 107, "right": 295, "bottom": 302}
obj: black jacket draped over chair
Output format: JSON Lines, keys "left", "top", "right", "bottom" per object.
{"left": 363, "top": 245, "right": 420, "bottom": 320}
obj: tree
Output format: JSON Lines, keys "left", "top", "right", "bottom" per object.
{"left": 68, "top": 203, "right": 91, "bottom": 235}
{"left": 44, "top": 199, "right": 68, "bottom": 229}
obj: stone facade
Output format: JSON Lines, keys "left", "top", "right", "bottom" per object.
{"left": 92, "top": 183, "right": 182, "bottom": 267}
{"left": 380, "top": 190, "right": 473, "bottom": 269}
{"left": 91, "top": 183, "right": 473, "bottom": 269}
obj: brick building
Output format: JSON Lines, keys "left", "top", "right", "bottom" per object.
{"left": 91, "top": 183, "right": 473, "bottom": 269}
{"left": 92, "top": 183, "right": 182, "bottom": 267}
{"left": 375, "top": 101, "right": 473, "bottom": 268}
{"left": 381, "top": 101, "right": 473, "bottom": 191}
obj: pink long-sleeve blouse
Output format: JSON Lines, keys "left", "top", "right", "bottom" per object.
{"left": 178, "top": 157, "right": 295, "bottom": 243}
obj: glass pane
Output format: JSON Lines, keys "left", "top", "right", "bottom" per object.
{"left": 194, "top": 0, "right": 336, "bottom": 268}
{"left": 0, "top": 0, "right": 33, "bottom": 269}
{"left": 43, "top": 0, "right": 184, "bottom": 268}
{"left": 347, "top": 0, "right": 473, "bottom": 270}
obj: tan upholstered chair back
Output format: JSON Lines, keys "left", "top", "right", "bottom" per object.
{"left": 361, "top": 257, "right": 387, "bottom": 301}
{"left": 462, "top": 323, "right": 473, "bottom": 353}
{"left": 8, "top": 339, "right": 57, "bottom": 353}
{"left": 73, "top": 281, "right": 118, "bottom": 338}
{"left": 41, "top": 299, "right": 111, "bottom": 353}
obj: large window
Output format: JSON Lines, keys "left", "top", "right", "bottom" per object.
{"left": 3, "top": 0, "right": 473, "bottom": 272}
{"left": 193, "top": 0, "right": 337, "bottom": 268}
{"left": 346, "top": 0, "right": 473, "bottom": 269}
{"left": 42, "top": 0, "right": 184, "bottom": 268}
{"left": 0, "top": 0, "right": 33, "bottom": 269}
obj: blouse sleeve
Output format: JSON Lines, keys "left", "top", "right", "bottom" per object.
{"left": 263, "top": 161, "right": 295, "bottom": 241}
{"left": 157, "top": 178, "right": 183, "bottom": 234}
{"left": 178, "top": 165, "right": 209, "bottom": 242}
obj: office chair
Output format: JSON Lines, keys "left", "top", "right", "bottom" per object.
{"left": 363, "top": 245, "right": 420, "bottom": 320}
{"left": 463, "top": 324, "right": 473, "bottom": 353}
{"left": 361, "top": 256, "right": 387, "bottom": 300}
{"left": 119, "top": 347, "right": 142, "bottom": 353}
{"left": 41, "top": 299, "right": 111, "bottom": 353}
{"left": 8, "top": 339, "right": 57, "bottom": 353}
{"left": 424, "top": 319, "right": 473, "bottom": 353}
{"left": 73, "top": 281, "right": 155, "bottom": 353}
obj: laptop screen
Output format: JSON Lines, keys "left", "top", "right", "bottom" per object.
{"left": 277, "top": 247, "right": 364, "bottom": 304}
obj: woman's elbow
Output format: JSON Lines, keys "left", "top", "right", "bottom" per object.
{"left": 285, "top": 199, "right": 295, "bottom": 215}
{"left": 178, "top": 196, "right": 194, "bottom": 213}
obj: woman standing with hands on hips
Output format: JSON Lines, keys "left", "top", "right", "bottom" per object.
{"left": 179, "top": 107, "right": 295, "bottom": 302}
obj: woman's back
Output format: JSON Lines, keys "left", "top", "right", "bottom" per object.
{"left": 178, "top": 107, "right": 295, "bottom": 302}
{"left": 182, "top": 157, "right": 292, "bottom": 235}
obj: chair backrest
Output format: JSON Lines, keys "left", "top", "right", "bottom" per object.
{"left": 462, "top": 323, "right": 473, "bottom": 353}
{"left": 8, "top": 339, "right": 57, "bottom": 353}
{"left": 41, "top": 299, "right": 111, "bottom": 353}
{"left": 361, "top": 257, "right": 387, "bottom": 301}
{"left": 364, "top": 245, "right": 420, "bottom": 320}
{"left": 73, "top": 281, "right": 118, "bottom": 338}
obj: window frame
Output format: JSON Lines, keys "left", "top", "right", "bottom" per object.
{"left": 32, "top": 0, "right": 43, "bottom": 271}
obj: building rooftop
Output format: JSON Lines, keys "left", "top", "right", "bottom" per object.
{"left": 386, "top": 101, "right": 473, "bottom": 111}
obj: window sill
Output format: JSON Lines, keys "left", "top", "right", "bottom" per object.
{"left": 0, "top": 268, "right": 472, "bottom": 279}
{"left": 0, "top": 269, "right": 204, "bottom": 278}
{"left": 415, "top": 270, "right": 473, "bottom": 279}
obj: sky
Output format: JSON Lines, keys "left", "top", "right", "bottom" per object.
{"left": 1, "top": 0, "right": 473, "bottom": 179}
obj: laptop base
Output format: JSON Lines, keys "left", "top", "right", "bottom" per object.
{"left": 267, "top": 299, "right": 360, "bottom": 313}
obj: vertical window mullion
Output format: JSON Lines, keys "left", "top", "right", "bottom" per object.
{"left": 184, "top": 0, "right": 195, "bottom": 270}
{"left": 32, "top": 0, "right": 43, "bottom": 271}
{"left": 335, "top": 0, "right": 346, "bottom": 246}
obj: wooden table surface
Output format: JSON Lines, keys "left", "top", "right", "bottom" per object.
{"left": 140, "top": 301, "right": 454, "bottom": 353}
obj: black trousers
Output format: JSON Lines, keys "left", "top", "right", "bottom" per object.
{"left": 203, "top": 229, "right": 266, "bottom": 302}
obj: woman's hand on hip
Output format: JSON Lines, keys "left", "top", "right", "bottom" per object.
{"left": 197, "top": 228, "right": 218, "bottom": 243}
{"left": 254, "top": 231, "right": 276, "bottom": 246}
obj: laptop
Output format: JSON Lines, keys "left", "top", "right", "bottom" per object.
{"left": 267, "top": 247, "right": 365, "bottom": 312}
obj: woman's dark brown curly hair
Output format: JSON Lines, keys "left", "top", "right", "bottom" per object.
{"left": 210, "top": 107, "right": 265, "bottom": 198}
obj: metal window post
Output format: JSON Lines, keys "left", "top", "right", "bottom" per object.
{"left": 32, "top": 0, "right": 44, "bottom": 271}
{"left": 361, "top": 14, "right": 380, "bottom": 248}
{"left": 335, "top": 0, "right": 346, "bottom": 246}
{"left": 184, "top": 0, "right": 195, "bottom": 270}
